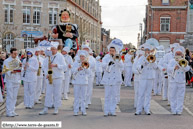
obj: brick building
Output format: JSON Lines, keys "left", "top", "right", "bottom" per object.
{"left": 0, "top": 0, "right": 102, "bottom": 53}
{"left": 144, "top": 0, "right": 188, "bottom": 48}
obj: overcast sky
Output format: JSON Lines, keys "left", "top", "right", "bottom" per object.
{"left": 100, "top": 0, "right": 147, "bottom": 46}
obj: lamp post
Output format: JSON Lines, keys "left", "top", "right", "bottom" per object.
{"left": 139, "top": 23, "right": 143, "bottom": 45}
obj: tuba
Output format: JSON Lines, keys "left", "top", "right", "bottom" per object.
{"left": 3, "top": 59, "right": 22, "bottom": 74}
{"left": 48, "top": 56, "right": 53, "bottom": 84}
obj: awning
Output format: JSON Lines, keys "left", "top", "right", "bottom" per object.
{"left": 21, "top": 30, "right": 43, "bottom": 38}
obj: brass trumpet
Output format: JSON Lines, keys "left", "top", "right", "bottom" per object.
{"left": 113, "top": 54, "right": 121, "bottom": 61}
{"left": 179, "top": 59, "right": 188, "bottom": 67}
{"left": 147, "top": 54, "right": 156, "bottom": 63}
{"left": 81, "top": 61, "right": 89, "bottom": 69}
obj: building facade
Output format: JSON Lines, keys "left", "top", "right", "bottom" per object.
{"left": 0, "top": 0, "right": 102, "bottom": 53}
{"left": 101, "top": 28, "right": 111, "bottom": 53}
{"left": 144, "top": 0, "right": 188, "bottom": 49}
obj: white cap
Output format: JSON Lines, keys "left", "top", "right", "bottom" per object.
{"left": 78, "top": 50, "right": 89, "bottom": 58}
{"left": 62, "top": 47, "right": 70, "bottom": 53}
{"left": 174, "top": 46, "right": 185, "bottom": 54}
{"left": 34, "top": 47, "right": 41, "bottom": 52}
{"left": 144, "top": 43, "right": 153, "bottom": 50}
{"left": 26, "top": 48, "right": 34, "bottom": 55}
{"left": 107, "top": 39, "right": 124, "bottom": 54}
{"left": 170, "top": 43, "right": 180, "bottom": 49}
{"left": 82, "top": 45, "right": 91, "bottom": 50}
{"left": 96, "top": 56, "right": 101, "bottom": 60}
{"left": 50, "top": 41, "right": 59, "bottom": 49}
{"left": 156, "top": 45, "right": 164, "bottom": 51}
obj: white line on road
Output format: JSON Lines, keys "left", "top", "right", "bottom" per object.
{"left": 184, "top": 105, "right": 193, "bottom": 117}
{"left": 150, "top": 100, "right": 171, "bottom": 114}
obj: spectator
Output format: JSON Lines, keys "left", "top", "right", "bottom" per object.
{"left": 185, "top": 48, "right": 192, "bottom": 86}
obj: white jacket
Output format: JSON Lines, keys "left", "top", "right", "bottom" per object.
{"left": 43, "top": 52, "right": 66, "bottom": 79}
{"left": 132, "top": 56, "right": 140, "bottom": 81}
{"left": 71, "top": 61, "right": 90, "bottom": 85}
{"left": 3, "top": 57, "right": 21, "bottom": 84}
{"left": 137, "top": 55, "right": 157, "bottom": 80}
{"left": 167, "top": 59, "right": 190, "bottom": 84}
{"left": 22, "top": 56, "right": 39, "bottom": 82}
{"left": 64, "top": 54, "right": 73, "bottom": 74}
{"left": 89, "top": 55, "right": 96, "bottom": 77}
{"left": 101, "top": 54, "right": 124, "bottom": 85}
{"left": 124, "top": 53, "right": 133, "bottom": 67}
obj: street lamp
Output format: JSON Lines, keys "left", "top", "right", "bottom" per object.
{"left": 139, "top": 23, "right": 143, "bottom": 45}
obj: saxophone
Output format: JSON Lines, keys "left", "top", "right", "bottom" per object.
{"left": 48, "top": 56, "right": 53, "bottom": 84}
{"left": 37, "top": 56, "right": 41, "bottom": 76}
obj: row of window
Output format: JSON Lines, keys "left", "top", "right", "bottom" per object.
{"left": 3, "top": 33, "right": 36, "bottom": 51}
{"left": 5, "top": 5, "right": 58, "bottom": 26}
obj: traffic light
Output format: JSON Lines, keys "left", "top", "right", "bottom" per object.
{"left": 190, "top": 0, "right": 193, "bottom": 9}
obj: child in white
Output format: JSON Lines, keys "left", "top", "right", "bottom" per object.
{"left": 95, "top": 56, "right": 103, "bottom": 86}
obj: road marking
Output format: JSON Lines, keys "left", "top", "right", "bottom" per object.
{"left": 101, "top": 98, "right": 121, "bottom": 113}
{"left": 183, "top": 105, "right": 193, "bottom": 117}
{"left": 150, "top": 100, "right": 171, "bottom": 114}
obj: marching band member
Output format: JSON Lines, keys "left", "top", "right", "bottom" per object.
{"left": 95, "top": 56, "right": 103, "bottom": 86}
{"left": 40, "top": 47, "right": 46, "bottom": 94}
{"left": 101, "top": 39, "right": 124, "bottom": 116}
{"left": 163, "top": 43, "right": 180, "bottom": 105}
{"left": 4, "top": 48, "right": 21, "bottom": 117}
{"left": 34, "top": 47, "right": 44, "bottom": 104}
{"left": 167, "top": 46, "right": 190, "bottom": 115}
{"left": 82, "top": 45, "right": 96, "bottom": 109}
{"left": 124, "top": 49, "right": 134, "bottom": 87}
{"left": 132, "top": 49, "right": 144, "bottom": 108}
{"left": 135, "top": 44, "right": 157, "bottom": 115}
{"left": 72, "top": 50, "right": 90, "bottom": 116}
{"left": 153, "top": 45, "right": 165, "bottom": 96}
{"left": 61, "top": 47, "right": 73, "bottom": 100}
{"left": 22, "top": 48, "right": 39, "bottom": 109}
{"left": 39, "top": 42, "right": 66, "bottom": 115}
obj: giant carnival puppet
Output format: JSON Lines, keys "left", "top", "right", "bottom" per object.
{"left": 51, "top": 9, "right": 79, "bottom": 50}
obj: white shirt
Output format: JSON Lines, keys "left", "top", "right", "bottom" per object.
{"left": 124, "top": 53, "right": 133, "bottom": 67}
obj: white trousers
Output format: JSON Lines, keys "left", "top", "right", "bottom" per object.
{"left": 169, "top": 82, "right": 185, "bottom": 114}
{"left": 44, "top": 78, "right": 62, "bottom": 108}
{"left": 162, "top": 78, "right": 168, "bottom": 100}
{"left": 134, "top": 80, "right": 139, "bottom": 108}
{"left": 6, "top": 82, "right": 20, "bottom": 115}
{"left": 136, "top": 79, "right": 153, "bottom": 113}
{"left": 35, "top": 77, "right": 43, "bottom": 102}
{"left": 24, "top": 81, "right": 36, "bottom": 108}
{"left": 86, "top": 75, "right": 95, "bottom": 106}
{"left": 73, "top": 85, "right": 87, "bottom": 113}
{"left": 124, "top": 66, "right": 133, "bottom": 86}
{"left": 96, "top": 72, "right": 102, "bottom": 85}
{"left": 104, "top": 85, "right": 117, "bottom": 114}
{"left": 61, "top": 79, "right": 68, "bottom": 98}
{"left": 153, "top": 72, "right": 162, "bottom": 95}
{"left": 116, "top": 84, "right": 121, "bottom": 104}
{"left": 66, "top": 72, "right": 71, "bottom": 93}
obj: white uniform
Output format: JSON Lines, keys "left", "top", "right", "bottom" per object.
{"left": 72, "top": 61, "right": 90, "bottom": 114}
{"left": 85, "top": 55, "right": 96, "bottom": 107}
{"left": 163, "top": 52, "right": 174, "bottom": 103}
{"left": 34, "top": 55, "right": 44, "bottom": 103}
{"left": 0, "top": 87, "right": 3, "bottom": 103}
{"left": 101, "top": 54, "right": 124, "bottom": 115}
{"left": 124, "top": 53, "right": 133, "bottom": 87}
{"left": 153, "top": 64, "right": 162, "bottom": 95}
{"left": 167, "top": 59, "right": 190, "bottom": 114}
{"left": 62, "top": 54, "right": 73, "bottom": 99}
{"left": 43, "top": 52, "right": 66, "bottom": 110}
{"left": 95, "top": 60, "right": 103, "bottom": 85}
{"left": 158, "top": 58, "right": 168, "bottom": 100}
{"left": 41, "top": 55, "right": 46, "bottom": 94}
{"left": 132, "top": 56, "right": 140, "bottom": 108}
{"left": 22, "top": 57, "right": 39, "bottom": 108}
{"left": 4, "top": 57, "right": 21, "bottom": 116}
{"left": 136, "top": 55, "right": 157, "bottom": 114}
